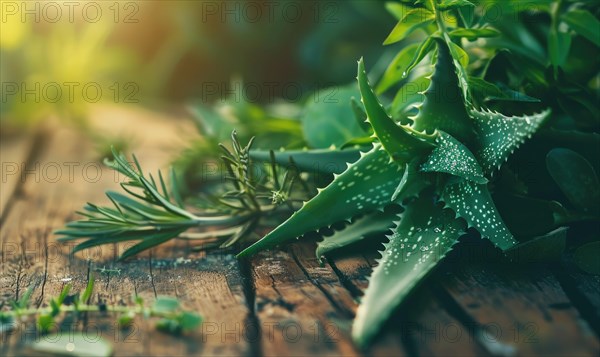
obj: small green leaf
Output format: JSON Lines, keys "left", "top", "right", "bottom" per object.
{"left": 384, "top": 2, "right": 410, "bottom": 21}
{"left": 548, "top": 28, "right": 571, "bottom": 69}
{"left": 421, "top": 131, "right": 487, "bottom": 184}
{"left": 50, "top": 299, "right": 61, "bottom": 317}
{"left": 316, "top": 210, "right": 398, "bottom": 260}
{"left": 37, "top": 314, "right": 55, "bottom": 333}
{"left": 449, "top": 28, "right": 500, "bottom": 40}
{"left": 119, "top": 229, "right": 187, "bottom": 261}
{"left": 383, "top": 8, "right": 435, "bottom": 45}
{"left": 152, "top": 296, "right": 180, "bottom": 314}
{"left": 80, "top": 275, "right": 95, "bottom": 304}
{"left": 448, "top": 41, "right": 469, "bottom": 80}
{"left": 156, "top": 318, "right": 180, "bottom": 334}
{"left": 436, "top": 0, "right": 475, "bottom": 11}
{"left": 546, "top": 148, "right": 600, "bottom": 214}
{"left": 469, "top": 77, "right": 505, "bottom": 99}
{"left": 188, "top": 104, "right": 234, "bottom": 140}
{"left": 57, "top": 284, "right": 72, "bottom": 305}
{"left": 562, "top": 9, "right": 600, "bottom": 47}
{"left": 30, "top": 333, "right": 113, "bottom": 357}
{"left": 16, "top": 286, "right": 34, "bottom": 310}
{"left": 178, "top": 311, "right": 203, "bottom": 332}
{"left": 377, "top": 43, "right": 420, "bottom": 94}
{"left": 506, "top": 228, "right": 567, "bottom": 263}
{"left": 301, "top": 84, "right": 368, "bottom": 149}
{"left": 404, "top": 35, "right": 436, "bottom": 77}
{"left": 118, "top": 312, "right": 135, "bottom": 328}
{"left": 574, "top": 242, "right": 600, "bottom": 274}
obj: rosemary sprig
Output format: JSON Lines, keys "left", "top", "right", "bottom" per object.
{"left": 56, "top": 132, "right": 306, "bottom": 259}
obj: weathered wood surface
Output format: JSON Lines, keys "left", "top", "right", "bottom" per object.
{"left": 1, "top": 107, "right": 599, "bottom": 356}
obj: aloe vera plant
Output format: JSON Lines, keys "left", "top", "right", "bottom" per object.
{"left": 57, "top": 0, "right": 599, "bottom": 348}
{"left": 237, "top": 1, "right": 553, "bottom": 346}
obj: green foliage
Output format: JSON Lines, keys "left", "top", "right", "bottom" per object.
{"left": 546, "top": 148, "right": 600, "bottom": 214}
{"left": 353, "top": 191, "right": 466, "bottom": 347}
{"left": 316, "top": 209, "right": 399, "bottom": 260}
{"left": 574, "top": 242, "right": 600, "bottom": 274}
{"left": 420, "top": 131, "right": 487, "bottom": 183}
{"left": 301, "top": 84, "right": 369, "bottom": 148}
{"left": 0, "top": 276, "right": 201, "bottom": 338}
{"left": 59, "top": 0, "right": 599, "bottom": 349}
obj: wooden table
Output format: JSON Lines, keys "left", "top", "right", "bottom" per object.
{"left": 1, "top": 106, "right": 599, "bottom": 356}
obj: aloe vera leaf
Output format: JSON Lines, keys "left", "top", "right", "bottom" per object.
{"left": 443, "top": 179, "right": 518, "bottom": 250}
{"left": 471, "top": 107, "right": 551, "bottom": 175}
{"left": 352, "top": 192, "right": 466, "bottom": 347}
{"left": 316, "top": 209, "right": 399, "bottom": 261}
{"left": 249, "top": 148, "right": 361, "bottom": 175}
{"left": 411, "top": 38, "right": 474, "bottom": 143}
{"left": 238, "top": 145, "right": 403, "bottom": 257}
{"left": 421, "top": 131, "right": 487, "bottom": 184}
{"left": 358, "top": 58, "right": 435, "bottom": 163}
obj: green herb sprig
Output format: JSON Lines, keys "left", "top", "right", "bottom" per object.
{"left": 0, "top": 277, "right": 202, "bottom": 335}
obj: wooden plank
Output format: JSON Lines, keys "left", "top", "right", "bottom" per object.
{"left": 440, "top": 262, "right": 600, "bottom": 356}
{"left": 291, "top": 242, "right": 409, "bottom": 356}
{"left": 0, "top": 108, "right": 252, "bottom": 356}
{"left": 248, "top": 246, "right": 360, "bottom": 356}
{"left": 330, "top": 251, "right": 488, "bottom": 356}
{"left": 0, "top": 132, "right": 38, "bottom": 219}
{"left": 553, "top": 259, "right": 600, "bottom": 335}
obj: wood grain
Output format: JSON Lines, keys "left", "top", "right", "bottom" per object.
{"left": 1, "top": 107, "right": 599, "bottom": 356}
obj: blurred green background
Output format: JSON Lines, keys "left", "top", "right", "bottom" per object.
{"left": 0, "top": 0, "right": 396, "bottom": 127}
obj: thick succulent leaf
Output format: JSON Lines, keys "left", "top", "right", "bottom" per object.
{"left": 238, "top": 145, "right": 403, "bottom": 257}
{"left": 411, "top": 38, "right": 474, "bottom": 143}
{"left": 392, "top": 159, "right": 431, "bottom": 202}
{"left": 358, "top": 58, "right": 435, "bottom": 163}
{"left": 443, "top": 179, "right": 518, "bottom": 251}
{"left": 316, "top": 210, "right": 398, "bottom": 261}
{"left": 352, "top": 192, "right": 466, "bottom": 347}
{"left": 249, "top": 148, "right": 361, "bottom": 175}
{"left": 472, "top": 108, "right": 551, "bottom": 175}
{"left": 421, "top": 131, "right": 487, "bottom": 183}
